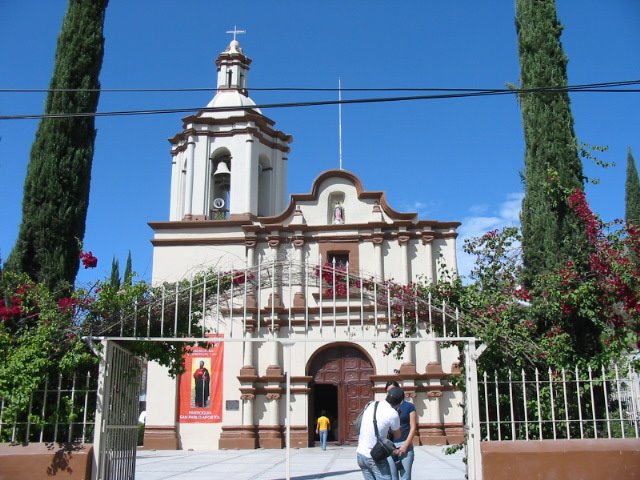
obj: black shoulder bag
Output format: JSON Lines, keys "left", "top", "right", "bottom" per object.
{"left": 369, "top": 401, "right": 396, "bottom": 462}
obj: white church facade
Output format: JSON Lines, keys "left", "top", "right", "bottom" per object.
{"left": 143, "top": 38, "right": 464, "bottom": 450}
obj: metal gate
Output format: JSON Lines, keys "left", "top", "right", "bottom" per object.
{"left": 93, "top": 340, "right": 143, "bottom": 480}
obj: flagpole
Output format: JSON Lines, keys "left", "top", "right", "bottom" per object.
{"left": 338, "top": 77, "right": 343, "bottom": 170}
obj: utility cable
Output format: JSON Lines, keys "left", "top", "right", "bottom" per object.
{"left": 0, "top": 79, "right": 638, "bottom": 93}
{"left": 1, "top": 81, "right": 639, "bottom": 121}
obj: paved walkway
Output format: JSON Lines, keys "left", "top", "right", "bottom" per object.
{"left": 136, "top": 445, "right": 466, "bottom": 480}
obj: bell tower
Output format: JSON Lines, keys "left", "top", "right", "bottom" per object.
{"left": 167, "top": 33, "right": 293, "bottom": 221}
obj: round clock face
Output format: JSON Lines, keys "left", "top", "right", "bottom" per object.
{"left": 213, "top": 198, "right": 226, "bottom": 209}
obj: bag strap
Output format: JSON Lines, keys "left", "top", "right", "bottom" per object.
{"left": 373, "top": 401, "right": 380, "bottom": 438}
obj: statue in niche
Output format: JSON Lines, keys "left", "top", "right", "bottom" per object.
{"left": 332, "top": 202, "right": 344, "bottom": 224}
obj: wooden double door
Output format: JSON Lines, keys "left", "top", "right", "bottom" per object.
{"left": 309, "top": 345, "right": 374, "bottom": 445}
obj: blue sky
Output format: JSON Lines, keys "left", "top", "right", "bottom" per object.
{"left": 1, "top": 1, "right": 638, "bottom": 285}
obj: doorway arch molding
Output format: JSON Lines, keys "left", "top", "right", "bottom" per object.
{"left": 306, "top": 342, "right": 375, "bottom": 444}
{"left": 306, "top": 341, "right": 375, "bottom": 377}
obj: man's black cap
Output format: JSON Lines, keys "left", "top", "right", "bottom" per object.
{"left": 386, "top": 387, "right": 404, "bottom": 406}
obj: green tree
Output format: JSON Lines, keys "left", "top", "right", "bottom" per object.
{"left": 625, "top": 147, "right": 640, "bottom": 226}
{"left": 110, "top": 257, "right": 120, "bottom": 289}
{"left": 123, "top": 251, "right": 133, "bottom": 285}
{"left": 7, "top": 0, "right": 109, "bottom": 291}
{"left": 516, "top": 0, "right": 587, "bottom": 286}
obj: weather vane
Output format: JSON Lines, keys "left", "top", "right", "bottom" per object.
{"left": 226, "top": 26, "right": 246, "bottom": 41}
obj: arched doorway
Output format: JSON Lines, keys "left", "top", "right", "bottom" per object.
{"left": 307, "top": 344, "right": 374, "bottom": 445}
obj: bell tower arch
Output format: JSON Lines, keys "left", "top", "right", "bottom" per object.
{"left": 168, "top": 36, "right": 293, "bottom": 221}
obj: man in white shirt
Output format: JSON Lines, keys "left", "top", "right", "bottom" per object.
{"left": 356, "top": 387, "right": 404, "bottom": 480}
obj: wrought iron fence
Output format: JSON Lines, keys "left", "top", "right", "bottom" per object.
{"left": 480, "top": 364, "right": 640, "bottom": 441}
{"left": 86, "top": 259, "right": 465, "bottom": 340}
{"left": 0, "top": 369, "right": 98, "bottom": 444}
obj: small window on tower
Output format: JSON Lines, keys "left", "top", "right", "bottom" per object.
{"left": 328, "top": 253, "right": 349, "bottom": 268}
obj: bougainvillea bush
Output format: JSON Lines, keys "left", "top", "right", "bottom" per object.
{"left": 385, "top": 189, "right": 640, "bottom": 374}
{"left": 0, "top": 254, "right": 258, "bottom": 435}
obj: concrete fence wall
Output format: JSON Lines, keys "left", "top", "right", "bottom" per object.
{"left": 0, "top": 443, "right": 93, "bottom": 480}
{"left": 481, "top": 438, "right": 640, "bottom": 480}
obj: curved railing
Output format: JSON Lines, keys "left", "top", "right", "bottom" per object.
{"left": 86, "top": 260, "right": 465, "bottom": 340}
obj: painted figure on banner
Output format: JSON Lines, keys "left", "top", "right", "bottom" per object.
{"left": 193, "top": 360, "right": 211, "bottom": 407}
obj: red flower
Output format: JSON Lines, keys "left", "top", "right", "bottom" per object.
{"left": 513, "top": 286, "right": 532, "bottom": 302}
{"left": 546, "top": 326, "right": 563, "bottom": 338}
{"left": 15, "top": 283, "right": 33, "bottom": 295}
{"left": 0, "top": 298, "right": 23, "bottom": 321}
{"left": 561, "top": 304, "right": 574, "bottom": 315}
{"left": 231, "top": 271, "right": 255, "bottom": 286}
{"left": 482, "top": 229, "right": 498, "bottom": 240}
{"left": 57, "top": 297, "right": 76, "bottom": 313}
{"left": 79, "top": 251, "right": 98, "bottom": 269}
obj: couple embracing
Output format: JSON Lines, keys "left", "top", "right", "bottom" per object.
{"left": 356, "top": 381, "right": 416, "bottom": 480}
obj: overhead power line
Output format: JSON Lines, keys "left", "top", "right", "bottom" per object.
{"left": 0, "top": 80, "right": 639, "bottom": 121}
{"left": 0, "top": 79, "right": 638, "bottom": 94}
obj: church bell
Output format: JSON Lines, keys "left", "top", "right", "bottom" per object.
{"left": 213, "top": 160, "right": 231, "bottom": 190}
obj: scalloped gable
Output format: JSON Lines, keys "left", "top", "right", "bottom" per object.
{"left": 260, "top": 169, "right": 418, "bottom": 227}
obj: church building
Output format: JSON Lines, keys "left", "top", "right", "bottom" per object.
{"left": 143, "top": 36, "right": 464, "bottom": 450}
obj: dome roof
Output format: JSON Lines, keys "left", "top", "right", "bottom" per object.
{"left": 204, "top": 90, "right": 262, "bottom": 117}
{"left": 228, "top": 39, "right": 242, "bottom": 53}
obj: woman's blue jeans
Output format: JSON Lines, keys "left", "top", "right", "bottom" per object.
{"left": 387, "top": 445, "right": 414, "bottom": 480}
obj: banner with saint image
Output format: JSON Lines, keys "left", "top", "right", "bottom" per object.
{"left": 178, "top": 335, "right": 223, "bottom": 423}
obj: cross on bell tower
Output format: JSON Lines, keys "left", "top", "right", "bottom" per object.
{"left": 216, "top": 27, "right": 250, "bottom": 93}
{"left": 225, "top": 26, "right": 246, "bottom": 41}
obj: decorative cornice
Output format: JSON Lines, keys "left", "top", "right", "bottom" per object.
{"left": 149, "top": 222, "right": 458, "bottom": 241}
{"left": 151, "top": 237, "right": 247, "bottom": 246}
{"left": 215, "top": 50, "right": 252, "bottom": 67}
{"left": 170, "top": 110, "right": 292, "bottom": 147}
{"left": 421, "top": 234, "right": 435, "bottom": 244}
{"left": 267, "top": 235, "right": 281, "bottom": 248}
{"left": 398, "top": 234, "right": 411, "bottom": 245}
{"left": 149, "top": 219, "right": 253, "bottom": 229}
{"left": 290, "top": 376, "right": 313, "bottom": 384}
{"left": 372, "top": 234, "right": 384, "bottom": 245}
{"left": 184, "top": 126, "right": 292, "bottom": 154}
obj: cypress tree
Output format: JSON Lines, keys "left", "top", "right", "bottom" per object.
{"left": 516, "top": 0, "right": 587, "bottom": 286}
{"left": 625, "top": 147, "right": 640, "bottom": 226}
{"left": 110, "top": 257, "right": 120, "bottom": 289}
{"left": 123, "top": 251, "right": 133, "bottom": 285}
{"left": 7, "top": 0, "right": 109, "bottom": 291}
